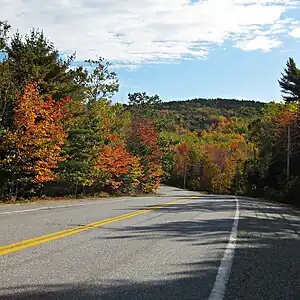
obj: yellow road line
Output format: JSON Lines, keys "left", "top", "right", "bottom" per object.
{"left": 0, "top": 199, "right": 185, "bottom": 256}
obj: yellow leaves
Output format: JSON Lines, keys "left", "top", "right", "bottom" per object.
{"left": 129, "top": 156, "right": 144, "bottom": 188}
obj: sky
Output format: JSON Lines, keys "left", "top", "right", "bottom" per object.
{"left": 1, "top": 0, "right": 300, "bottom": 103}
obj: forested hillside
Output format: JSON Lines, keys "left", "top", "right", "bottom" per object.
{"left": 1, "top": 21, "right": 300, "bottom": 207}
{"left": 160, "top": 98, "right": 265, "bottom": 131}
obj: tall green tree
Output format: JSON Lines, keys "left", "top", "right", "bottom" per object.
{"left": 84, "top": 58, "right": 119, "bottom": 104}
{"left": 278, "top": 58, "right": 300, "bottom": 102}
{"left": 58, "top": 58, "right": 124, "bottom": 194}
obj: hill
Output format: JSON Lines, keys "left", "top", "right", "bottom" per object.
{"left": 160, "top": 98, "right": 266, "bottom": 131}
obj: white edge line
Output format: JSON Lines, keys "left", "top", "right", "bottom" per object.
{"left": 208, "top": 196, "right": 240, "bottom": 300}
{"left": 0, "top": 198, "right": 132, "bottom": 215}
{"left": 0, "top": 203, "right": 91, "bottom": 215}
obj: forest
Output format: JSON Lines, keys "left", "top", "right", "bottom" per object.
{"left": 1, "top": 21, "right": 300, "bottom": 207}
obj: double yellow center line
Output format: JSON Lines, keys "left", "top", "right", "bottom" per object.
{"left": 0, "top": 199, "right": 185, "bottom": 257}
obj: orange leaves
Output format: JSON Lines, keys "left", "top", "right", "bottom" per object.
{"left": 266, "top": 105, "right": 298, "bottom": 143}
{"left": 96, "top": 145, "right": 131, "bottom": 175}
{"left": 0, "top": 83, "right": 69, "bottom": 183}
{"left": 95, "top": 142, "right": 143, "bottom": 190}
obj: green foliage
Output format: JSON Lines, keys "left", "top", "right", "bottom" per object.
{"left": 84, "top": 58, "right": 119, "bottom": 104}
{"left": 160, "top": 98, "right": 264, "bottom": 132}
{"left": 59, "top": 98, "right": 129, "bottom": 192}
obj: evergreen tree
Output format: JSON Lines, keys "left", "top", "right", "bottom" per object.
{"left": 6, "top": 29, "right": 86, "bottom": 100}
{"left": 278, "top": 57, "right": 300, "bottom": 102}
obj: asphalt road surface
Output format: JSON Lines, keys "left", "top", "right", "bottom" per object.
{"left": 0, "top": 186, "right": 300, "bottom": 299}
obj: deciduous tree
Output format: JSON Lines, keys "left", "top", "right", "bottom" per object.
{"left": 0, "top": 83, "right": 69, "bottom": 198}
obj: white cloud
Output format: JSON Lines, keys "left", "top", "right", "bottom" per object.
{"left": 0, "top": 0, "right": 299, "bottom": 66}
{"left": 235, "top": 36, "right": 283, "bottom": 52}
{"left": 289, "top": 27, "right": 300, "bottom": 38}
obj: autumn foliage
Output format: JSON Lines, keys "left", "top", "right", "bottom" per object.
{"left": 0, "top": 83, "right": 69, "bottom": 191}
{"left": 94, "top": 135, "right": 143, "bottom": 191}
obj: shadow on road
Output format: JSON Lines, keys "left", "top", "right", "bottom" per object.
{"left": 1, "top": 259, "right": 220, "bottom": 300}
{"left": 1, "top": 199, "right": 300, "bottom": 299}
{"left": 116, "top": 196, "right": 237, "bottom": 214}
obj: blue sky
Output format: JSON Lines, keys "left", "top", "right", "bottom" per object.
{"left": 115, "top": 41, "right": 300, "bottom": 103}
{"left": 1, "top": 0, "right": 300, "bottom": 103}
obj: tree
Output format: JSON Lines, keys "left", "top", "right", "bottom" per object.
{"left": 243, "top": 101, "right": 300, "bottom": 202}
{"left": 278, "top": 58, "right": 300, "bottom": 102}
{"left": 127, "top": 92, "right": 164, "bottom": 126}
{"left": 0, "top": 83, "right": 69, "bottom": 198}
{"left": 0, "top": 21, "right": 10, "bottom": 51}
{"left": 5, "top": 28, "right": 86, "bottom": 100}
{"left": 45, "top": 54, "right": 121, "bottom": 195}
{"left": 127, "top": 117, "right": 163, "bottom": 193}
{"left": 59, "top": 98, "right": 130, "bottom": 194}
{"left": 128, "top": 92, "right": 161, "bottom": 106}
{"left": 0, "top": 27, "right": 86, "bottom": 131}
{"left": 84, "top": 58, "right": 119, "bottom": 104}
{"left": 0, "top": 22, "right": 16, "bottom": 129}
{"left": 94, "top": 135, "right": 142, "bottom": 192}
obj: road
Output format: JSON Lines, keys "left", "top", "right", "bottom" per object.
{"left": 0, "top": 186, "right": 300, "bottom": 299}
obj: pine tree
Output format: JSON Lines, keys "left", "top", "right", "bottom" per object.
{"left": 278, "top": 58, "right": 300, "bottom": 102}
{"left": 6, "top": 29, "right": 85, "bottom": 99}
